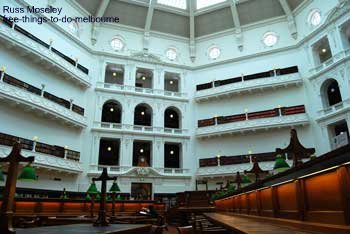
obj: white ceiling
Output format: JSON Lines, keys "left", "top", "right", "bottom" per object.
{"left": 74, "top": 0, "right": 305, "bottom": 38}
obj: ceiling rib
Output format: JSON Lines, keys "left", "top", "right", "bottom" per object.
{"left": 91, "top": 0, "right": 110, "bottom": 45}
{"left": 143, "top": 0, "right": 156, "bottom": 52}
{"left": 228, "top": 0, "right": 243, "bottom": 51}
{"left": 279, "top": 0, "right": 298, "bottom": 39}
{"left": 189, "top": 0, "right": 196, "bottom": 62}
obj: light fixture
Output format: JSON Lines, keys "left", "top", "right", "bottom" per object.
{"left": 340, "top": 132, "right": 344, "bottom": 135}
{"left": 0, "top": 66, "right": 6, "bottom": 72}
{"left": 248, "top": 150, "right": 252, "bottom": 155}
{"left": 170, "top": 114, "right": 174, "bottom": 118}
{"left": 169, "top": 80, "right": 174, "bottom": 85}
{"left": 86, "top": 182, "right": 99, "bottom": 194}
{"left": 33, "top": 136, "right": 39, "bottom": 142}
{"left": 321, "top": 48, "right": 327, "bottom": 53}
{"left": 140, "top": 149, "right": 144, "bottom": 153}
{"left": 331, "top": 88, "right": 335, "bottom": 93}
{"left": 142, "top": 76, "right": 146, "bottom": 81}
{"left": 112, "top": 72, "right": 117, "bottom": 77}
{"left": 64, "top": 146, "right": 68, "bottom": 150}
{"left": 170, "top": 150, "right": 174, "bottom": 155}
{"left": 110, "top": 107, "right": 114, "bottom": 112}
{"left": 217, "top": 154, "right": 221, "bottom": 158}
{"left": 107, "top": 147, "right": 112, "bottom": 151}
{"left": 18, "top": 163, "right": 37, "bottom": 181}
{"left": 244, "top": 108, "right": 249, "bottom": 113}
{"left": 109, "top": 180, "right": 120, "bottom": 193}
{"left": 141, "top": 111, "right": 145, "bottom": 116}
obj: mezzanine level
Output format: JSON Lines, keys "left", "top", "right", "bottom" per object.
{"left": 316, "top": 98, "right": 350, "bottom": 122}
{"left": 196, "top": 105, "right": 309, "bottom": 139}
{"left": 0, "top": 15, "right": 91, "bottom": 88}
{"left": 309, "top": 49, "right": 350, "bottom": 80}
{"left": 195, "top": 66, "right": 302, "bottom": 103}
{"left": 88, "top": 165, "right": 191, "bottom": 178}
{"left": 92, "top": 121, "right": 190, "bottom": 139}
{"left": 95, "top": 82, "right": 189, "bottom": 102}
{"left": 0, "top": 132, "right": 82, "bottom": 173}
{"left": 0, "top": 71, "right": 87, "bottom": 128}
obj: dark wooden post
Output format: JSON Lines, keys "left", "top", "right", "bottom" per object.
{"left": 111, "top": 193, "right": 116, "bottom": 218}
{"left": 295, "top": 179, "right": 306, "bottom": 221}
{"left": 244, "top": 157, "right": 268, "bottom": 182}
{"left": 336, "top": 166, "right": 350, "bottom": 224}
{"left": 92, "top": 168, "right": 117, "bottom": 226}
{"left": 0, "top": 142, "right": 34, "bottom": 234}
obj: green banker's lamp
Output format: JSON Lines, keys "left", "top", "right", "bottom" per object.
{"left": 109, "top": 180, "right": 120, "bottom": 218}
{"left": 242, "top": 174, "right": 252, "bottom": 185}
{"left": 87, "top": 182, "right": 100, "bottom": 217}
{"left": 273, "top": 154, "right": 290, "bottom": 173}
{"left": 18, "top": 163, "right": 37, "bottom": 181}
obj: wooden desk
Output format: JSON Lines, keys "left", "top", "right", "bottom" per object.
{"left": 203, "top": 213, "right": 350, "bottom": 234}
{"left": 16, "top": 223, "right": 151, "bottom": 234}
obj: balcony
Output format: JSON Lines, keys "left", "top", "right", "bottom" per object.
{"left": 95, "top": 82, "right": 189, "bottom": 102}
{"left": 88, "top": 165, "right": 191, "bottom": 178}
{"left": 0, "top": 16, "right": 90, "bottom": 88}
{"left": 0, "top": 73, "right": 87, "bottom": 128}
{"left": 316, "top": 99, "right": 350, "bottom": 122}
{"left": 92, "top": 121, "right": 190, "bottom": 138}
{"left": 309, "top": 49, "right": 350, "bottom": 80}
{"left": 0, "top": 133, "right": 82, "bottom": 173}
{"left": 195, "top": 66, "right": 302, "bottom": 103}
{"left": 196, "top": 105, "right": 309, "bottom": 139}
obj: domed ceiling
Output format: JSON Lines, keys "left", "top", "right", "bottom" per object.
{"left": 74, "top": 0, "right": 305, "bottom": 38}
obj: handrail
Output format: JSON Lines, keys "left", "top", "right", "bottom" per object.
{"left": 0, "top": 15, "right": 89, "bottom": 75}
{"left": 198, "top": 105, "right": 306, "bottom": 128}
{"left": 196, "top": 66, "right": 299, "bottom": 91}
{"left": 89, "top": 165, "right": 190, "bottom": 174}
{"left": 96, "top": 82, "right": 188, "bottom": 98}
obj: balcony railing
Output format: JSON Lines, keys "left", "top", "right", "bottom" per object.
{"left": 0, "top": 15, "right": 90, "bottom": 87}
{"left": 92, "top": 121, "right": 190, "bottom": 137}
{"left": 88, "top": 165, "right": 190, "bottom": 176}
{"left": 196, "top": 105, "right": 309, "bottom": 138}
{"left": 309, "top": 49, "right": 350, "bottom": 77}
{"left": 0, "top": 72, "right": 87, "bottom": 128}
{"left": 317, "top": 99, "right": 350, "bottom": 118}
{"left": 96, "top": 82, "right": 188, "bottom": 100}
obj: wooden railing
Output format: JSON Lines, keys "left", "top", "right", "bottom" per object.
{"left": 1, "top": 72, "right": 85, "bottom": 116}
{"left": 196, "top": 66, "right": 299, "bottom": 91}
{"left": 214, "top": 160, "right": 350, "bottom": 226}
{"left": 199, "top": 151, "right": 312, "bottom": 168}
{"left": 0, "top": 199, "right": 165, "bottom": 217}
{"left": 0, "top": 132, "right": 80, "bottom": 161}
{"left": 198, "top": 105, "right": 306, "bottom": 128}
{"left": 0, "top": 15, "right": 89, "bottom": 75}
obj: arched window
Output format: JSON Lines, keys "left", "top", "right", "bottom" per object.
{"left": 134, "top": 104, "right": 152, "bottom": 126}
{"left": 321, "top": 79, "right": 342, "bottom": 107}
{"left": 101, "top": 100, "right": 122, "bottom": 123}
{"left": 164, "top": 107, "right": 181, "bottom": 129}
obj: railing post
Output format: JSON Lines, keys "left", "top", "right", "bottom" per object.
{"left": 245, "top": 108, "right": 248, "bottom": 120}
{"left": 69, "top": 99, "right": 73, "bottom": 111}
{"left": 49, "top": 38, "right": 53, "bottom": 50}
{"left": 241, "top": 73, "right": 244, "bottom": 82}
{"left": 32, "top": 136, "right": 38, "bottom": 152}
{"left": 64, "top": 146, "right": 68, "bottom": 159}
{"left": 41, "top": 84, "right": 45, "bottom": 97}
{"left": 0, "top": 67, "right": 5, "bottom": 81}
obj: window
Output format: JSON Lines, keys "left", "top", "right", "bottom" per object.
{"left": 68, "top": 21, "right": 79, "bottom": 36}
{"left": 197, "top": 0, "right": 226, "bottom": 9}
{"left": 308, "top": 9, "right": 321, "bottom": 26}
{"left": 157, "top": 0, "right": 187, "bottom": 9}
{"left": 110, "top": 37, "right": 124, "bottom": 51}
{"left": 208, "top": 45, "right": 221, "bottom": 60}
{"left": 166, "top": 47, "right": 177, "bottom": 61}
{"left": 263, "top": 32, "right": 278, "bottom": 47}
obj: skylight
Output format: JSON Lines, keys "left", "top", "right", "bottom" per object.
{"left": 196, "top": 0, "right": 226, "bottom": 9}
{"left": 157, "top": 0, "right": 187, "bottom": 9}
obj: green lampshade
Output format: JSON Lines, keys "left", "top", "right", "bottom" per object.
{"left": 18, "top": 164, "right": 37, "bottom": 181}
{"left": 0, "top": 166, "right": 4, "bottom": 181}
{"left": 109, "top": 181, "right": 120, "bottom": 193}
{"left": 86, "top": 182, "right": 99, "bottom": 194}
{"left": 242, "top": 174, "right": 252, "bottom": 184}
{"left": 96, "top": 193, "right": 101, "bottom": 200}
{"left": 273, "top": 155, "right": 290, "bottom": 170}
{"left": 86, "top": 194, "right": 91, "bottom": 201}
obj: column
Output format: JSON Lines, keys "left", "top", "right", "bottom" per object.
{"left": 120, "top": 138, "right": 133, "bottom": 167}
{"left": 153, "top": 102, "right": 163, "bottom": 129}
{"left": 327, "top": 28, "right": 342, "bottom": 56}
{"left": 152, "top": 138, "right": 164, "bottom": 168}
{"left": 153, "top": 66, "right": 164, "bottom": 91}
{"left": 124, "top": 62, "right": 136, "bottom": 87}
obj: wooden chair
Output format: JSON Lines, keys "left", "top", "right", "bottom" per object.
{"left": 177, "top": 226, "right": 194, "bottom": 234}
